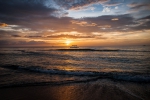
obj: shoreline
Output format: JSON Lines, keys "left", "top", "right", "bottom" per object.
{"left": 0, "top": 80, "right": 149, "bottom": 100}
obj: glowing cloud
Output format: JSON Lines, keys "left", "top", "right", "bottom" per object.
{"left": 0, "top": 23, "right": 8, "bottom": 27}
{"left": 71, "top": 20, "right": 97, "bottom": 26}
{"left": 111, "top": 18, "right": 119, "bottom": 21}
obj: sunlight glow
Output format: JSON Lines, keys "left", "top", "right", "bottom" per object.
{"left": 65, "top": 40, "right": 71, "bottom": 45}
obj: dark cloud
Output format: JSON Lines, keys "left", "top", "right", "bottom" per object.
{"left": 0, "top": 40, "right": 10, "bottom": 45}
{"left": 0, "top": 0, "right": 56, "bottom": 16}
{"left": 67, "top": 14, "right": 136, "bottom": 33}
{"left": 140, "top": 15, "right": 150, "bottom": 20}
{"left": 128, "top": 2, "right": 150, "bottom": 13}
{"left": 25, "top": 36, "right": 42, "bottom": 38}
{"left": 84, "top": 14, "right": 134, "bottom": 27}
{"left": 0, "top": 0, "right": 148, "bottom": 34}
{"left": 0, "top": 30, "right": 19, "bottom": 38}
{"left": 0, "top": 30, "right": 10, "bottom": 35}
{"left": 18, "top": 41, "right": 47, "bottom": 45}
{"left": 130, "top": 15, "right": 150, "bottom": 31}
{"left": 30, "top": 14, "right": 136, "bottom": 34}
{"left": 54, "top": 0, "right": 109, "bottom": 10}
{"left": 102, "top": 0, "right": 123, "bottom": 6}
{"left": 0, "top": 0, "right": 61, "bottom": 26}
{"left": 0, "top": 40, "right": 49, "bottom": 47}
{"left": 22, "top": 34, "right": 105, "bottom": 39}
{"left": 47, "top": 34, "right": 96, "bottom": 39}
{"left": 11, "top": 35, "right": 22, "bottom": 37}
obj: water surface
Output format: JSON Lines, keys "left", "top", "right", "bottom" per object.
{"left": 0, "top": 46, "right": 150, "bottom": 87}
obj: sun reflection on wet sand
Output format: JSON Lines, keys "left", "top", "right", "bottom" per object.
{"left": 1, "top": 81, "right": 149, "bottom": 100}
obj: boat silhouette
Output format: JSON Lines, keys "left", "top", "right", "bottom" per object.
{"left": 70, "top": 45, "right": 79, "bottom": 48}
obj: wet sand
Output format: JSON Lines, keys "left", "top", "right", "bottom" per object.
{"left": 0, "top": 80, "right": 150, "bottom": 100}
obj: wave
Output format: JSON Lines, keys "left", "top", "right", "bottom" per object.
{"left": 1, "top": 65, "right": 150, "bottom": 83}
{"left": 0, "top": 76, "right": 103, "bottom": 88}
{"left": 11, "top": 48, "right": 150, "bottom": 52}
{"left": 40, "top": 49, "right": 150, "bottom": 52}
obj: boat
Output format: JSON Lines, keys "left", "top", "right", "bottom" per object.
{"left": 70, "top": 45, "right": 79, "bottom": 48}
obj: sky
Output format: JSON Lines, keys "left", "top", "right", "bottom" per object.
{"left": 0, "top": 0, "right": 150, "bottom": 47}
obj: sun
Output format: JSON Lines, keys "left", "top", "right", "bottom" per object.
{"left": 65, "top": 40, "right": 71, "bottom": 45}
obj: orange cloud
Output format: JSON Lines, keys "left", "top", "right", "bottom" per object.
{"left": 71, "top": 20, "right": 97, "bottom": 26}
{"left": 98, "top": 25, "right": 111, "bottom": 28}
{"left": 0, "top": 23, "right": 8, "bottom": 27}
{"left": 111, "top": 18, "right": 119, "bottom": 21}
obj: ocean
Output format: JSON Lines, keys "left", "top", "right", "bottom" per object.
{"left": 0, "top": 46, "right": 150, "bottom": 88}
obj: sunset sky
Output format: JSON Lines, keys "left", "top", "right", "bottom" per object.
{"left": 0, "top": 0, "right": 150, "bottom": 47}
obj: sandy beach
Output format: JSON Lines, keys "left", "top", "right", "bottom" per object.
{"left": 0, "top": 80, "right": 150, "bottom": 100}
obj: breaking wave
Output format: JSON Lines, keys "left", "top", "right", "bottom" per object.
{"left": 1, "top": 65, "right": 150, "bottom": 83}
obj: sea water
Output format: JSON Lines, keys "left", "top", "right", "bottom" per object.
{"left": 0, "top": 46, "right": 150, "bottom": 87}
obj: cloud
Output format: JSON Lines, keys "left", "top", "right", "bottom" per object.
{"left": 1, "top": 8, "right": 149, "bottom": 37}
{"left": 19, "top": 34, "right": 104, "bottom": 39}
{"left": 98, "top": 25, "right": 111, "bottom": 28}
{"left": 0, "top": 30, "right": 20, "bottom": 38}
{"left": 0, "top": 0, "right": 67, "bottom": 26}
{"left": 11, "top": 35, "right": 22, "bottom": 37}
{"left": 18, "top": 41, "right": 47, "bottom": 45}
{"left": 53, "top": 0, "right": 109, "bottom": 10}
{"left": 1, "top": 0, "right": 147, "bottom": 35}
{"left": 128, "top": 2, "right": 150, "bottom": 9}
{"left": 129, "top": 15, "right": 150, "bottom": 31}
{"left": 102, "top": 7, "right": 111, "bottom": 12}
{"left": 0, "top": 40, "right": 49, "bottom": 47}
{"left": 140, "top": 15, "right": 150, "bottom": 20}
{"left": 115, "top": 6, "right": 118, "bottom": 9}
{"left": 83, "top": 14, "right": 134, "bottom": 28}
{"left": 30, "top": 14, "right": 146, "bottom": 34}
{"left": 47, "top": 34, "right": 97, "bottom": 39}
{"left": 90, "top": 7, "right": 95, "bottom": 11}
{"left": 102, "top": 1, "right": 122, "bottom": 7}
{"left": 111, "top": 18, "right": 119, "bottom": 21}
{"left": 14, "top": 14, "right": 147, "bottom": 34}
{"left": 0, "top": 40, "right": 10, "bottom": 46}
{"left": 0, "top": 0, "right": 57, "bottom": 16}
{"left": 25, "top": 36, "right": 43, "bottom": 38}
{"left": 127, "top": 2, "right": 150, "bottom": 13}
{"left": 0, "top": 23, "right": 8, "bottom": 27}
{"left": 71, "top": 20, "right": 97, "bottom": 26}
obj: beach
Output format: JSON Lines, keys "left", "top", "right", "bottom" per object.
{"left": 0, "top": 80, "right": 150, "bottom": 100}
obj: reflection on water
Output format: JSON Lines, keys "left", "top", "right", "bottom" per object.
{"left": 44, "top": 80, "right": 149, "bottom": 100}
{"left": 0, "top": 46, "right": 150, "bottom": 87}
{"left": 1, "top": 80, "right": 149, "bottom": 100}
